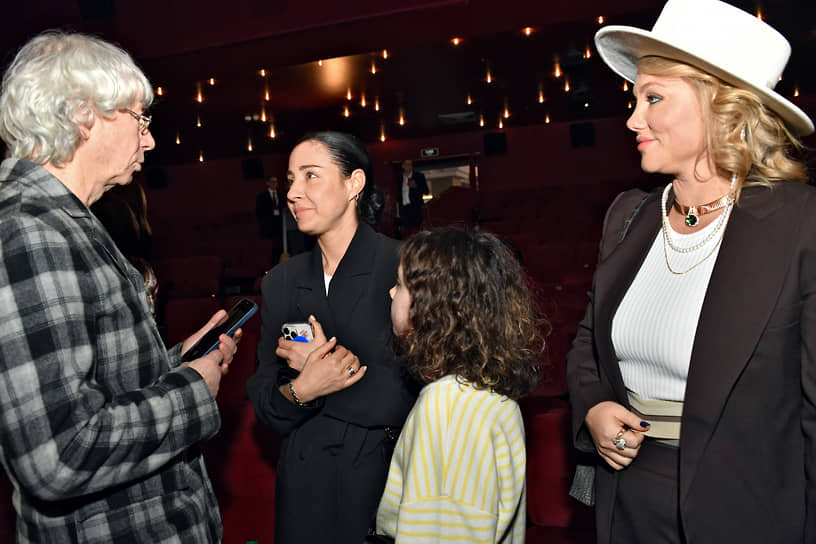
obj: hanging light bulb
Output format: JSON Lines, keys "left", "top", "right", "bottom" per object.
{"left": 564, "top": 78, "right": 571, "bottom": 92}
{"left": 756, "top": 9, "right": 763, "bottom": 20}
{"left": 198, "top": 150, "right": 204, "bottom": 162}
{"left": 260, "top": 107, "right": 267, "bottom": 123}
{"left": 156, "top": 86, "right": 164, "bottom": 96}
{"left": 382, "top": 49, "right": 389, "bottom": 59}
{"left": 451, "top": 37, "right": 462, "bottom": 46}
{"left": 269, "top": 124, "right": 276, "bottom": 138}
{"left": 486, "top": 69, "right": 493, "bottom": 84}
{"left": 265, "top": 87, "right": 270, "bottom": 101}
{"left": 584, "top": 45, "right": 592, "bottom": 59}
{"left": 259, "top": 69, "right": 267, "bottom": 77}
{"left": 196, "top": 114, "right": 202, "bottom": 127}
{"left": 628, "top": 101, "right": 633, "bottom": 109}
{"left": 597, "top": 15, "right": 605, "bottom": 24}
{"left": 554, "top": 61, "right": 562, "bottom": 78}
{"left": 346, "top": 88, "right": 352, "bottom": 100}
{"left": 175, "top": 132, "right": 181, "bottom": 144}
{"left": 503, "top": 103, "right": 510, "bottom": 119}
{"left": 545, "top": 114, "right": 551, "bottom": 124}
{"left": 522, "top": 27, "right": 534, "bottom": 36}
{"left": 794, "top": 87, "right": 800, "bottom": 97}
{"left": 398, "top": 108, "right": 405, "bottom": 126}
{"left": 375, "top": 97, "right": 380, "bottom": 111}
{"left": 538, "top": 89, "right": 545, "bottom": 103}
{"left": 248, "top": 138, "right": 253, "bottom": 152}
{"left": 467, "top": 93, "right": 472, "bottom": 105}
{"left": 208, "top": 77, "right": 216, "bottom": 86}
{"left": 498, "top": 118, "right": 504, "bottom": 129}
{"left": 343, "top": 105, "right": 350, "bottom": 118}
{"left": 479, "top": 113, "right": 485, "bottom": 127}
{"left": 623, "top": 80, "right": 629, "bottom": 91}
{"left": 380, "top": 123, "right": 386, "bottom": 142}
{"left": 360, "top": 93, "right": 367, "bottom": 107}
{"left": 371, "top": 60, "right": 377, "bottom": 74}
{"left": 195, "top": 82, "right": 203, "bottom": 103}
{"left": 318, "top": 59, "right": 323, "bottom": 66}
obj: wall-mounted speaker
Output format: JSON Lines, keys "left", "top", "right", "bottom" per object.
{"left": 483, "top": 132, "right": 507, "bottom": 156}
{"left": 570, "top": 122, "right": 595, "bottom": 148}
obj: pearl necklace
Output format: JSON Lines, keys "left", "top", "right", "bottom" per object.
{"left": 660, "top": 174, "right": 736, "bottom": 275}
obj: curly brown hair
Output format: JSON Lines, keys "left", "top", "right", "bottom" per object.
{"left": 396, "top": 227, "right": 543, "bottom": 400}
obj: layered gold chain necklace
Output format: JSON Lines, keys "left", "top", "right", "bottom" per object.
{"left": 661, "top": 173, "right": 737, "bottom": 275}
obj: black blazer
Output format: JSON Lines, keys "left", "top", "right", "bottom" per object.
{"left": 247, "top": 222, "right": 415, "bottom": 433}
{"left": 246, "top": 223, "right": 417, "bottom": 542}
{"left": 567, "top": 182, "right": 816, "bottom": 544}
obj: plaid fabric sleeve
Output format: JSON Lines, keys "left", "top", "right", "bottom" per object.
{"left": 0, "top": 215, "right": 220, "bottom": 501}
{"left": 167, "top": 342, "right": 184, "bottom": 368}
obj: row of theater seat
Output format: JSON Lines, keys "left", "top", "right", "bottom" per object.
{"left": 156, "top": 184, "right": 609, "bottom": 541}
{"left": 155, "top": 253, "right": 597, "bottom": 541}
{"left": 0, "top": 182, "right": 615, "bottom": 541}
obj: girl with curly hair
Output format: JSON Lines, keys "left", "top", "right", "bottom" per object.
{"left": 374, "top": 227, "right": 542, "bottom": 543}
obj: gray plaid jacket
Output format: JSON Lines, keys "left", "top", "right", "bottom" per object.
{"left": 0, "top": 159, "right": 222, "bottom": 543}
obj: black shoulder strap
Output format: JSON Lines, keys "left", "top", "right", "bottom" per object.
{"left": 618, "top": 192, "right": 651, "bottom": 245}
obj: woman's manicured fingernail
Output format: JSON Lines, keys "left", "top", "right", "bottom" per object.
{"left": 640, "top": 421, "right": 650, "bottom": 428}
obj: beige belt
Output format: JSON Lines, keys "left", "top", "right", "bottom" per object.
{"left": 627, "top": 390, "right": 683, "bottom": 440}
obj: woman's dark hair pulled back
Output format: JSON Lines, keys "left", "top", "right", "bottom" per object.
{"left": 296, "top": 131, "right": 384, "bottom": 226}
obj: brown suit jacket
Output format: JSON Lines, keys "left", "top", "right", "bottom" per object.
{"left": 567, "top": 182, "right": 816, "bottom": 543}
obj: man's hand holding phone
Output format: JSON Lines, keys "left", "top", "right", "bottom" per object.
{"left": 182, "top": 308, "right": 246, "bottom": 396}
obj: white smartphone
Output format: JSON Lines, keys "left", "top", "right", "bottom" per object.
{"left": 281, "top": 322, "right": 314, "bottom": 343}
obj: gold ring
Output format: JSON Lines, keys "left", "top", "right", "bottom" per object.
{"left": 614, "top": 428, "right": 626, "bottom": 441}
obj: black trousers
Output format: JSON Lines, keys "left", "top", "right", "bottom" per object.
{"left": 611, "top": 440, "right": 685, "bottom": 544}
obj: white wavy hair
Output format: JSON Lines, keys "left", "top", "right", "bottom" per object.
{"left": 0, "top": 31, "right": 153, "bottom": 166}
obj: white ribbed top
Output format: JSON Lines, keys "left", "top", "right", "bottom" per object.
{"left": 612, "top": 212, "right": 729, "bottom": 401}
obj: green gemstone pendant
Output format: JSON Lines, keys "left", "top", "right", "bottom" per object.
{"left": 685, "top": 213, "right": 699, "bottom": 227}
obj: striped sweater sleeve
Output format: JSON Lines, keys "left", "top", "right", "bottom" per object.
{"left": 376, "top": 375, "right": 526, "bottom": 543}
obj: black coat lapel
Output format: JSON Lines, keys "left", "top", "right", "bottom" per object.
{"left": 327, "top": 224, "right": 378, "bottom": 333}
{"left": 293, "top": 224, "right": 379, "bottom": 339}
{"left": 679, "top": 186, "right": 791, "bottom": 502}
{"left": 294, "top": 246, "right": 337, "bottom": 335}
{"left": 594, "top": 192, "right": 663, "bottom": 402}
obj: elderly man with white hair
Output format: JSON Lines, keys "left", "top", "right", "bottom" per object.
{"left": 0, "top": 31, "right": 239, "bottom": 543}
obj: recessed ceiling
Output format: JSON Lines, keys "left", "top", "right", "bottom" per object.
{"left": 1, "top": 0, "right": 813, "bottom": 164}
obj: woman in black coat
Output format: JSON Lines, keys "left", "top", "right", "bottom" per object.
{"left": 247, "top": 132, "right": 416, "bottom": 543}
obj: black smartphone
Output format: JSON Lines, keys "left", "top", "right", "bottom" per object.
{"left": 181, "top": 298, "right": 258, "bottom": 362}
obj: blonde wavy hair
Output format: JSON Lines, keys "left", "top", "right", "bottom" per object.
{"left": 637, "top": 56, "right": 807, "bottom": 201}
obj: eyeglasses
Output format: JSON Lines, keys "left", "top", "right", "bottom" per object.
{"left": 125, "top": 109, "right": 152, "bottom": 135}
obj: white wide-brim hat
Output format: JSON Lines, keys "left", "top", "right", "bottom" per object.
{"left": 595, "top": 0, "right": 814, "bottom": 136}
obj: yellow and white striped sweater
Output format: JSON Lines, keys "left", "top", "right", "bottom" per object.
{"left": 376, "top": 374, "right": 526, "bottom": 543}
